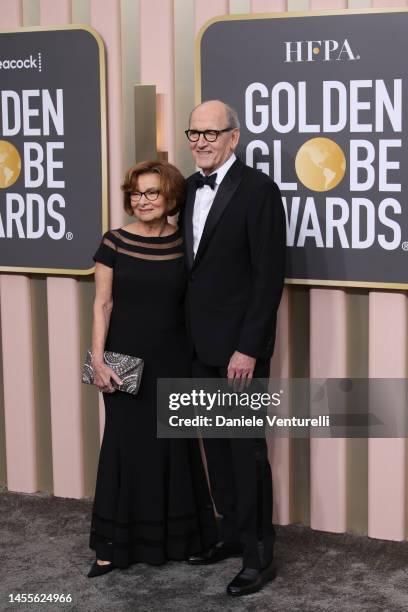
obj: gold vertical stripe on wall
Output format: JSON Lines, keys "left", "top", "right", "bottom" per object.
{"left": 72, "top": 0, "right": 90, "bottom": 23}
{"left": 372, "top": 0, "right": 407, "bottom": 6}
{"left": 348, "top": 0, "right": 372, "bottom": 7}
{"left": 229, "top": 0, "right": 251, "bottom": 12}
{"left": 22, "top": 0, "right": 40, "bottom": 25}
{"left": 288, "top": 0, "right": 309, "bottom": 11}
{"left": 251, "top": 1, "right": 286, "bottom": 10}
{"left": 31, "top": 277, "right": 53, "bottom": 494}
{"left": 346, "top": 290, "right": 368, "bottom": 535}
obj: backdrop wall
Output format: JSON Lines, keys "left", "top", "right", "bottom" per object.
{"left": 0, "top": 0, "right": 407, "bottom": 543}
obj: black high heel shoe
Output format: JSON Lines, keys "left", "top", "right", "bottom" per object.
{"left": 87, "top": 560, "right": 115, "bottom": 578}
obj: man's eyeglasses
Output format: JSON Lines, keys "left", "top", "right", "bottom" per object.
{"left": 130, "top": 189, "right": 160, "bottom": 202}
{"left": 185, "top": 128, "right": 234, "bottom": 142}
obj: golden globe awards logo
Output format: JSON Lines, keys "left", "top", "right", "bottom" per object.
{"left": 245, "top": 78, "right": 402, "bottom": 251}
{"left": 0, "top": 27, "right": 106, "bottom": 274}
{"left": 0, "top": 89, "right": 67, "bottom": 240}
{"left": 199, "top": 10, "right": 408, "bottom": 286}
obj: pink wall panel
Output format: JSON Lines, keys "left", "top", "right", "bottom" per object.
{"left": 0, "top": 276, "right": 37, "bottom": 492}
{"left": 0, "top": 0, "right": 38, "bottom": 494}
{"left": 40, "top": 0, "right": 85, "bottom": 499}
{"left": 140, "top": 0, "right": 175, "bottom": 161}
{"left": 195, "top": 0, "right": 229, "bottom": 33}
{"left": 310, "top": 289, "right": 347, "bottom": 532}
{"left": 250, "top": 0, "right": 291, "bottom": 526}
{"left": 368, "top": 292, "right": 406, "bottom": 540}
{"left": 269, "top": 289, "right": 291, "bottom": 524}
{"left": 47, "top": 279, "right": 84, "bottom": 498}
{"left": 40, "top": 0, "right": 71, "bottom": 23}
{"left": 91, "top": 0, "right": 125, "bottom": 439}
{"left": 1, "top": 0, "right": 23, "bottom": 26}
{"left": 308, "top": 0, "right": 349, "bottom": 534}
{"left": 91, "top": 0, "right": 124, "bottom": 228}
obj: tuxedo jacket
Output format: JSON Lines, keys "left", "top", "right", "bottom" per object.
{"left": 183, "top": 157, "right": 286, "bottom": 367}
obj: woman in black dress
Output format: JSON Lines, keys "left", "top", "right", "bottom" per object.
{"left": 87, "top": 160, "right": 216, "bottom": 577}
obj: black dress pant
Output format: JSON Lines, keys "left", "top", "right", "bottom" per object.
{"left": 192, "top": 357, "right": 275, "bottom": 569}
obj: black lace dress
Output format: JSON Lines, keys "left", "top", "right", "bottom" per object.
{"left": 89, "top": 228, "right": 217, "bottom": 567}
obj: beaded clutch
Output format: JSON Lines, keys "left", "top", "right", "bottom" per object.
{"left": 82, "top": 350, "right": 144, "bottom": 395}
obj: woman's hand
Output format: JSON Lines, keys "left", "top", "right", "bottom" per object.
{"left": 92, "top": 360, "right": 123, "bottom": 393}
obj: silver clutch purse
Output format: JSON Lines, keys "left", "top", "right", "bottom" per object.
{"left": 82, "top": 350, "right": 144, "bottom": 395}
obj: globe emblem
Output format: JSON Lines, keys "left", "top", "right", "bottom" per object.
{"left": 0, "top": 140, "right": 22, "bottom": 188}
{"left": 295, "top": 137, "right": 346, "bottom": 192}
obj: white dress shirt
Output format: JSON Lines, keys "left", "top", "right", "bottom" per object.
{"left": 192, "top": 154, "right": 236, "bottom": 257}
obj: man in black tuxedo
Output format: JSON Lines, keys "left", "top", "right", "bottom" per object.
{"left": 183, "top": 100, "right": 286, "bottom": 596}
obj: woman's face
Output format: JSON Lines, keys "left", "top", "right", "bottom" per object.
{"left": 130, "top": 172, "right": 168, "bottom": 223}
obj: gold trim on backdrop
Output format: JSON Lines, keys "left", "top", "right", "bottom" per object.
{"left": 0, "top": 24, "right": 108, "bottom": 276}
{"left": 286, "top": 278, "right": 408, "bottom": 290}
{"left": 134, "top": 85, "right": 157, "bottom": 163}
{"left": 0, "top": 266, "right": 95, "bottom": 275}
{"left": 195, "top": 8, "right": 408, "bottom": 290}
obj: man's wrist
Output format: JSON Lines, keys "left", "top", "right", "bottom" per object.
{"left": 235, "top": 345, "right": 258, "bottom": 360}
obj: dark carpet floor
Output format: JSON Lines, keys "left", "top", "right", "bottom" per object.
{"left": 1, "top": 489, "right": 408, "bottom": 612}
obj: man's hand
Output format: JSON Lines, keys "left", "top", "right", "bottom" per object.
{"left": 227, "top": 351, "right": 256, "bottom": 391}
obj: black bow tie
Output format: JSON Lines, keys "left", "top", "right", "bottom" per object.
{"left": 194, "top": 173, "right": 217, "bottom": 190}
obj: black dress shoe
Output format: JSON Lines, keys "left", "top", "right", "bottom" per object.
{"left": 187, "top": 541, "right": 242, "bottom": 565}
{"left": 226, "top": 563, "right": 277, "bottom": 596}
{"left": 87, "top": 560, "right": 115, "bottom": 578}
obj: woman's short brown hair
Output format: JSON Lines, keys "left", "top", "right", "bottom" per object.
{"left": 121, "top": 160, "right": 186, "bottom": 216}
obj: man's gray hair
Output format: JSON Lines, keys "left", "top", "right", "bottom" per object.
{"left": 189, "top": 100, "right": 240, "bottom": 129}
{"left": 225, "top": 103, "right": 240, "bottom": 129}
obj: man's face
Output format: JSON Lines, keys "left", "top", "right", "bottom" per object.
{"left": 188, "top": 102, "right": 240, "bottom": 175}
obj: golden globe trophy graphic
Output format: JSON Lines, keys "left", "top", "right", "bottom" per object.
{"left": 0, "top": 140, "right": 21, "bottom": 189}
{"left": 295, "top": 137, "right": 346, "bottom": 193}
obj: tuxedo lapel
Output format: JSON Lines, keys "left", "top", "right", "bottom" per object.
{"left": 184, "top": 179, "right": 196, "bottom": 270}
{"left": 193, "top": 159, "right": 244, "bottom": 269}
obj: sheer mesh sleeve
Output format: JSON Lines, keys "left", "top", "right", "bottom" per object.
{"left": 93, "top": 232, "right": 117, "bottom": 268}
